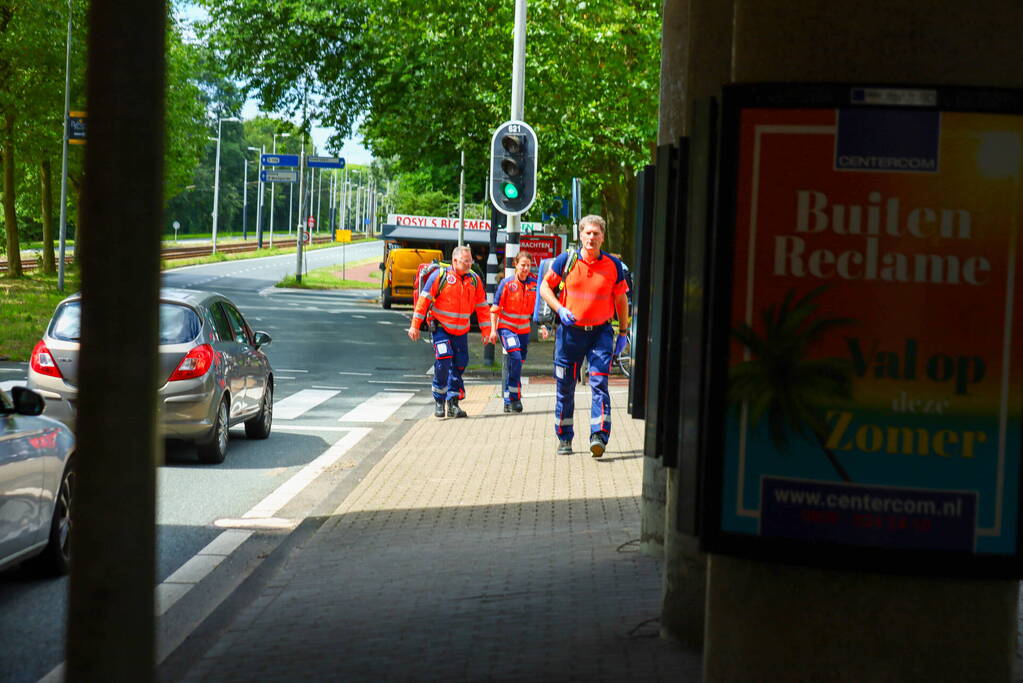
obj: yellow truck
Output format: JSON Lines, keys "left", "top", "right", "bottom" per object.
{"left": 379, "top": 246, "right": 443, "bottom": 309}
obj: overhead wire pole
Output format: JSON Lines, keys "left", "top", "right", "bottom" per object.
{"left": 57, "top": 0, "right": 72, "bottom": 292}
{"left": 505, "top": 0, "right": 527, "bottom": 278}
{"left": 255, "top": 144, "right": 265, "bottom": 247}
{"left": 458, "top": 149, "right": 466, "bottom": 246}
{"left": 295, "top": 140, "right": 306, "bottom": 282}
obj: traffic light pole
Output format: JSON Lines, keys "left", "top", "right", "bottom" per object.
{"left": 505, "top": 0, "right": 527, "bottom": 278}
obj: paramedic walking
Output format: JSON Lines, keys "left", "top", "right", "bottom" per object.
{"left": 539, "top": 215, "right": 630, "bottom": 457}
{"left": 489, "top": 252, "right": 549, "bottom": 413}
{"left": 408, "top": 245, "right": 492, "bottom": 418}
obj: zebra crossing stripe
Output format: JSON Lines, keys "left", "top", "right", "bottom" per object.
{"left": 338, "top": 391, "right": 414, "bottom": 422}
{"left": 274, "top": 389, "right": 340, "bottom": 420}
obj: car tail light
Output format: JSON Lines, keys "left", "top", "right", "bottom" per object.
{"left": 168, "top": 344, "right": 214, "bottom": 382}
{"left": 30, "top": 341, "right": 63, "bottom": 378}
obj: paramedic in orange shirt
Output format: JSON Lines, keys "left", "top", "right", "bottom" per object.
{"left": 408, "top": 245, "right": 492, "bottom": 418}
{"left": 539, "top": 215, "right": 630, "bottom": 457}
{"left": 488, "top": 252, "right": 549, "bottom": 414}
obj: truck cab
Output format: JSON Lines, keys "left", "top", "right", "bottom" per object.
{"left": 380, "top": 246, "right": 443, "bottom": 308}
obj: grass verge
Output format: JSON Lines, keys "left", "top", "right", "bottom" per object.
{"left": 0, "top": 269, "right": 81, "bottom": 361}
{"left": 0, "top": 240, "right": 377, "bottom": 362}
{"left": 278, "top": 261, "right": 381, "bottom": 290}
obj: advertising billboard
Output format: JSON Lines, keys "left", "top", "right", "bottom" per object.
{"left": 702, "top": 84, "right": 1023, "bottom": 577}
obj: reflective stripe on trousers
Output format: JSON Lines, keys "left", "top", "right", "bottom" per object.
{"left": 432, "top": 327, "right": 468, "bottom": 402}
{"left": 500, "top": 328, "right": 530, "bottom": 402}
{"left": 552, "top": 324, "right": 613, "bottom": 442}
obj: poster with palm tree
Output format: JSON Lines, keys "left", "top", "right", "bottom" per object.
{"left": 729, "top": 285, "right": 855, "bottom": 482}
{"left": 704, "top": 84, "right": 1023, "bottom": 575}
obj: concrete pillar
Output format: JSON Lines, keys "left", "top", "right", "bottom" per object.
{"left": 662, "top": 0, "right": 1023, "bottom": 679}
{"left": 640, "top": 0, "right": 689, "bottom": 564}
{"left": 657, "top": 0, "right": 734, "bottom": 648}
{"left": 640, "top": 458, "right": 665, "bottom": 557}
{"left": 705, "top": 555, "right": 1019, "bottom": 682}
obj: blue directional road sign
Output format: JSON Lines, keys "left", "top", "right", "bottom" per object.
{"left": 260, "top": 169, "right": 298, "bottom": 183}
{"left": 261, "top": 153, "right": 300, "bottom": 167}
{"left": 307, "top": 155, "right": 345, "bottom": 169}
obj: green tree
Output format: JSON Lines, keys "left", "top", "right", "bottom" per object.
{"left": 0, "top": 0, "right": 77, "bottom": 274}
{"left": 728, "top": 286, "right": 856, "bottom": 482}
{"left": 197, "top": 0, "right": 660, "bottom": 260}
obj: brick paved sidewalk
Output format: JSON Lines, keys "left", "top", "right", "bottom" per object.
{"left": 170, "top": 384, "right": 702, "bottom": 682}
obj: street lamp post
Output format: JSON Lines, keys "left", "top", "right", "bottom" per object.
{"left": 242, "top": 146, "right": 258, "bottom": 241}
{"left": 211, "top": 116, "right": 240, "bottom": 254}
{"left": 269, "top": 131, "right": 291, "bottom": 248}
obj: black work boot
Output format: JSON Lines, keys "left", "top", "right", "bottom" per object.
{"left": 434, "top": 399, "right": 446, "bottom": 418}
{"left": 447, "top": 399, "right": 467, "bottom": 418}
{"left": 557, "top": 440, "right": 573, "bottom": 455}
{"left": 503, "top": 403, "right": 512, "bottom": 413}
{"left": 511, "top": 400, "right": 523, "bottom": 413}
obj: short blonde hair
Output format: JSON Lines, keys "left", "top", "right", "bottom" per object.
{"left": 578, "top": 215, "right": 606, "bottom": 234}
{"left": 451, "top": 245, "right": 472, "bottom": 260}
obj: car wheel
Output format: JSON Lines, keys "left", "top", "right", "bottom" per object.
{"left": 35, "top": 457, "right": 75, "bottom": 576}
{"left": 381, "top": 283, "right": 392, "bottom": 309}
{"left": 244, "top": 381, "right": 273, "bottom": 439}
{"left": 198, "top": 398, "right": 229, "bottom": 464}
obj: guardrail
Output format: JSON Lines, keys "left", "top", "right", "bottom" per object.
{"left": 1, "top": 234, "right": 344, "bottom": 274}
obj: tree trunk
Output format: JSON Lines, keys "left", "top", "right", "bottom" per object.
{"left": 600, "top": 173, "right": 626, "bottom": 253}
{"left": 40, "top": 158, "right": 55, "bottom": 274}
{"left": 599, "top": 167, "right": 639, "bottom": 265}
{"left": 71, "top": 175, "right": 83, "bottom": 269}
{"left": 2, "top": 114, "right": 21, "bottom": 276}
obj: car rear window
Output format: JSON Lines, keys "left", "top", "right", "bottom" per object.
{"left": 48, "top": 301, "right": 201, "bottom": 344}
{"left": 160, "top": 303, "right": 202, "bottom": 343}
{"left": 49, "top": 302, "right": 83, "bottom": 341}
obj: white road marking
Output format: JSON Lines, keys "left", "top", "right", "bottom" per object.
{"left": 153, "top": 426, "right": 370, "bottom": 616}
{"left": 339, "top": 371, "right": 372, "bottom": 376}
{"left": 275, "top": 368, "right": 309, "bottom": 373}
{"left": 243, "top": 427, "right": 370, "bottom": 519}
{"left": 273, "top": 425, "right": 355, "bottom": 432}
{"left": 274, "top": 388, "right": 340, "bottom": 420}
{"left": 338, "top": 392, "right": 414, "bottom": 422}
{"left": 311, "top": 385, "right": 348, "bottom": 390}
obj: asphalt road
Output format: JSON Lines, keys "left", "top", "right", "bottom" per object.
{"left": 0, "top": 240, "right": 449, "bottom": 682}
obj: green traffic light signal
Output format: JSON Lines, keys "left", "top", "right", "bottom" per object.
{"left": 502, "top": 182, "right": 520, "bottom": 199}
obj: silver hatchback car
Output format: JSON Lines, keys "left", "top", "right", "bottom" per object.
{"left": 27, "top": 288, "right": 274, "bottom": 464}
{"left": 0, "top": 385, "right": 74, "bottom": 575}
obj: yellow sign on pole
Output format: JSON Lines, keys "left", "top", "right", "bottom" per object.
{"left": 336, "top": 229, "right": 352, "bottom": 243}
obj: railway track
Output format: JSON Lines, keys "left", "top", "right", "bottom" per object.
{"left": 1, "top": 235, "right": 337, "bottom": 274}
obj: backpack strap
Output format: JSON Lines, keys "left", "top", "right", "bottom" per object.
{"left": 563, "top": 247, "right": 580, "bottom": 278}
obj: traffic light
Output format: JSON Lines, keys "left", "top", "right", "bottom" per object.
{"left": 490, "top": 120, "right": 538, "bottom": 216}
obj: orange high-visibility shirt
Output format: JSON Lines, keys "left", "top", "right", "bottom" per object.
{"left": 413, "top": 268, "right": 492, "bottom": 335}
{"left": 491, "top": 273, "right": 538, "bottom": 334}
{"left": 544, "top": 250, "right": 628, "bottom": 326}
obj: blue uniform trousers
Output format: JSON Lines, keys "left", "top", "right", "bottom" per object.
{"left": 553, "top": 323, "right": 613, "bottom": 443}
{"left": 499, "top": 328, "right": 530, "bottom": 403}
{"left": 431, "top": 327, "right": 468, "bottom": 402}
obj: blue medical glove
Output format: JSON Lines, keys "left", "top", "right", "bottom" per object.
{"left": 614, "top": 333, "right": 628, "bottom": 357}
{"left": 557, "top": 307, "right": 576, "bottom": 326}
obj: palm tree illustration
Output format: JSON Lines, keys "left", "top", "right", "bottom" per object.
{"left": 729, "top": 285, "right": 855, "bottom": 482}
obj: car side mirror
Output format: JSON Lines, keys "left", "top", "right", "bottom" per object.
{"left": 12, "top": 386, "right": 45, "bottom": 416}
{"left": 253, "top": 331, "right": 272, "bottom": 348}
{"left": 378, "top": 262, "right": 385, "bottom": 271}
